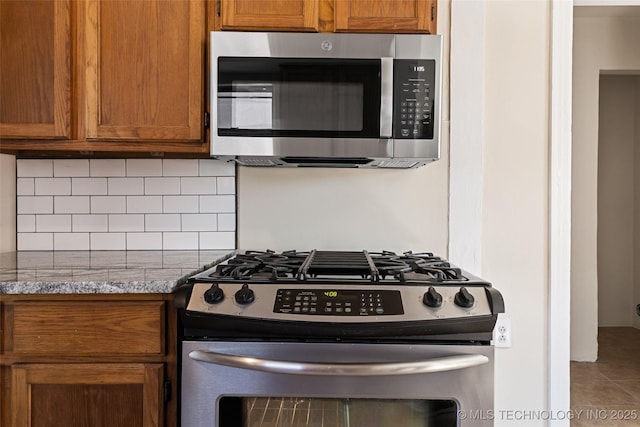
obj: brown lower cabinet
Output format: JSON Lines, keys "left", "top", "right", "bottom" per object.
{"left": 0, "top": 294, "right": 177, "bottom": 427}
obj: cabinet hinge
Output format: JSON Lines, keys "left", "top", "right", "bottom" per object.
{"left": 204, "top": 112, "right": 210, "bottom": 129}
{"left": 164, "top": 379, "right": 172, "bottom": 403}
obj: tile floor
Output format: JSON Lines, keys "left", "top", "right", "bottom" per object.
{"left": 571, "top": 327, "right": 640, "bottom": 426}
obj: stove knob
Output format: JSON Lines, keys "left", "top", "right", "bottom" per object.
{"left": 454, "top": 287, "right": 475, "bottom": 308}
{"left": 423, "top": 287, "right": 443, "bottom": 308}
{"left": 204, "top": 284, "right": 224, "bottom": 304}
{"left": 235, "top": 284, "right": 255, "bottom": 305}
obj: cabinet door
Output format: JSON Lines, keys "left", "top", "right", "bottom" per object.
{"left": 0, "top": 0, "right": 71, "bottom": 139}
{"left": 334, "top": 0, "right": 436, "bottom": 34}
{"left": 85, "top": 0, "right": 205, "bottom": 141}
{"left": 11, "top": 363, "right": 163, "bottom": 427}
{"left": 221, "top": 0, "right": 319, "bottom": 31}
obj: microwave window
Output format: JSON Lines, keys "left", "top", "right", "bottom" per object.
{"left": 217, "top": 58, "right": 380, "bottom": 138}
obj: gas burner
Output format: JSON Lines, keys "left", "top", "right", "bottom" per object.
{"left": 397, "top": 266, "right": 466, "bottom": 283}
{"left": 213, "top": 260, "right": 262, "bottom": 279}
{"left": 371, "top": 259, "right": 413, "bottom": 279}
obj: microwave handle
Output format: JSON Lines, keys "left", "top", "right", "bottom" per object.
{"left": 189, "top": 350, "right": 488, "bottom": 376}
{"left": 380, "top": 57, "right": 394, "bottom": 138}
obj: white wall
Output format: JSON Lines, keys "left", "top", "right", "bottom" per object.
{"left": 572, "top": 11, "right": 640, "bottom": 360}
{"left": 597, "top": 75, "right": 636, "bottom": 326}
{"left": 482, "top": 1, "right": 549, "bottom": 422}
{"left": 237, "top": 0, "right": 452, "bottom": 256}
{"left": 636, "top": 76, "right": 640, "bottom": 330}
{"left": 0, "top": 154, "right": 16, "bottom": 253}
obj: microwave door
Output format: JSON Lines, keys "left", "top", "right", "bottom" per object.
{"left": 216, "top": 58, "right": 383, "bottom": 140}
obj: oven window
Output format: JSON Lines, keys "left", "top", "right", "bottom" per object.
{"left": 217, "top": 58, "right": 381, "bottom": 138}
{"left": 218, "top": 397, "right": 457, "bottom": 427}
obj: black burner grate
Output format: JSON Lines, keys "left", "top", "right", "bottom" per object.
{"left": 207, "top": 249, "right": 468, "bottom": 284}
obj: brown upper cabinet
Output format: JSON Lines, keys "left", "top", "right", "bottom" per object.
{"left": 0, "top": 0, "right": 209, "bottom": 155}
{"left": 221, "top": 0, "right": 320, "bottom": 32}
{"left": 334, "top": 0, "right": 437, "bottom": 34}
{"left": 0, "top": 1, "right": 72, "bottom": 140}
{"left": 84, "top": 0, "right": 205, "bottom": 142}
{"left": 219, "top": 0, "right": 437, "bottom": 34}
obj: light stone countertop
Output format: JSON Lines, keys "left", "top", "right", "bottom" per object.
{"left": 0, "top": 250, "right": 235, "bottom": 294}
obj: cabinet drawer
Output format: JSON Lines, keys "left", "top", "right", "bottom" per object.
{"left": 12, "top": 301, "right": 165, "bottom": 355}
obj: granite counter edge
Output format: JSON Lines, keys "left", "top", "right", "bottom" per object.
{"left": 0, "top": 250, "right": 236, "bottom": 295}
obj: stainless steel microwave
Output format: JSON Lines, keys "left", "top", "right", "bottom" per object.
{"left": 210, "top": 32, "right": 442, "bottom": 169}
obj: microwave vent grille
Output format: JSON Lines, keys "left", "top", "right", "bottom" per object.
{"left": 236, "top": 158, "right": 278, "bottom": 167}
{"left": 378, "top": 160, "right": 420, "bottom": 169}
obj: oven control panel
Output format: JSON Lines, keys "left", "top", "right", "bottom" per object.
{"left": 186, "top": 283, "right": 497, "bottom": 323}
{"left": 273, "top": 289, "right": 404, "bottom": 316}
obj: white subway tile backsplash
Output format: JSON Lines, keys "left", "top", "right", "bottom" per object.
{"left": 163, "top": 232, "right": 198, "bottom": 250}
{"left": 200, "top": 232, "right": 235, "bottom": 249}
{"left": 181, "top": 177, "right": 216, "bottom": 195}
{"left": 163, "top": 159, "right": 198, "bottom": 176}
{"left": 54, "top": 233, "right": 90, "bottom": 250}
{"left": 15, "top": 158, "right": 235, "bottom": 250}
{"left": 91, "top": 196, "right": 126, "bottom": 214}
{"left": 126, "top": 159, "right": 162, "bottom": 177}
{"left": 109, "top": 214, "right": 144, "bottom": 232}
{"left": 17, "top": 178, "right": 34, "bottom": 196}
{"left": 90, "top": 159, "right": 126, "bottom": 177}
{"left": 127, "top": 195, "right": 163, "bottom": 213}
{"left": 145, "top": 177, "right": 180, "bottom": 195}
{"left": 17, "top": 215, "right": 36, "bottom": 233}
{"left": 18, "top": 233, "right": 54, "bottom": 250}
{"left": 90, "top": 233, "right": 126, "bottom": 250}
{"left": 216, "top": 177, "right": 235, "bottom": 195}
{"left": 218, "top": 213, "right": 236, "bottom": 231}
{"left": 145, "top": 214, "right": 181, "bottom": 231}
{"left": 200, "top": 195, "right": 235, "bottom": 213}
{"left": 72, "top": 178, "right": 107, "bottom": 195}
{"left": 35, "top": 178, "right": 71, "bottom": 195}
{"left": 126, "top": 232, "right": 162, "bottom": 250}
{"left": 54, "top": 196, "right": 90, "bottom": 214}
{"left": 108, "top": 178, "right": 144, "bottom": 195}
{"left": 199, "top": 159, "right": 235, "bottom": 176}
{"left": 181, "top": 214, "right": 217, "bottom": 232}
{"left": 163, "top": 195, "right": 199, "bottom": 213}
{"left": 18, "top": 196, "right": 53, "bottom": 214}
{"left": 54, "top": 159, "right": 89, "bottom": 177}
{"left": 17, "top": 159, "right": 53, "bottom": 177}
{"left": 36, "top": 215, "right": 72, "bottom": 232}
{"left": 73, "top": 214, "right": 108, "bottom": 232}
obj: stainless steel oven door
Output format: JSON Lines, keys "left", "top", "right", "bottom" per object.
{"left": 181, "top": 341, "right": 494, "bottom": 427}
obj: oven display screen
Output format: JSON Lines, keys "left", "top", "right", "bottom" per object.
{"left": 274, "top": 289, "right": 404, "bottom": 316}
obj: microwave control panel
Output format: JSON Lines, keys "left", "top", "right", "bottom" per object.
{"left": 393, "top": 59, "right": 436, "bottom": 140}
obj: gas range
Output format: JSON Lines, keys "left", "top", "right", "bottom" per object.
{"left": 175, "top": 250, "right": 504, "bottom": 342}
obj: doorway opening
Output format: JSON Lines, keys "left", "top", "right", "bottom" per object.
{"left": 570, "top": 74, "right": 640, "bottom": 421}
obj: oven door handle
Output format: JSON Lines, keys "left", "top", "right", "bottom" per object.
{"left": 188, "top": 350, "right": 488, "bottom": 376}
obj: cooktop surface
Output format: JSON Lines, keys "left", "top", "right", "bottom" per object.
{"left": 176, "top": 250, "right": 504, "bottom": 341}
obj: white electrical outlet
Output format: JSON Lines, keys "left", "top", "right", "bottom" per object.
{"left": 493, "top": 316, "right": 511, "bottom": 348}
